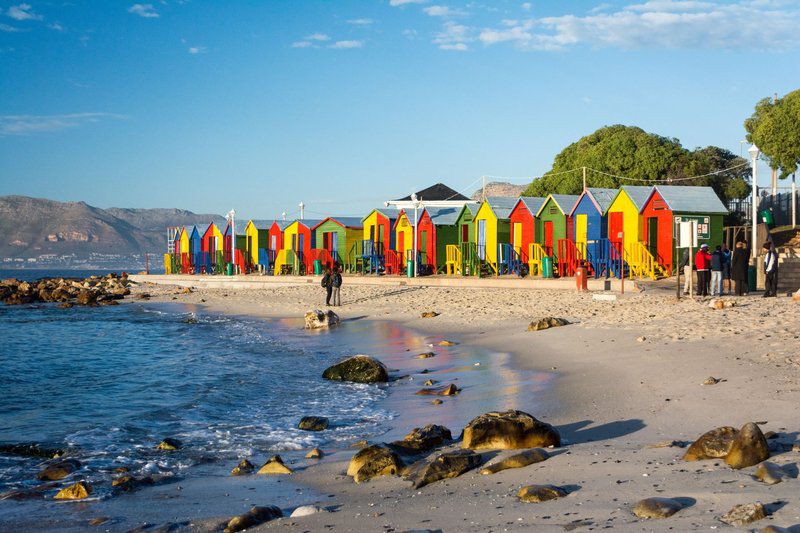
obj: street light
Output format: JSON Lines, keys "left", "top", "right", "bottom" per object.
{"left": 226, "top": 209, "right": 236, "bottom": 271}
{"left": 411, "top": 193, "right": 419, "bottom": 276}
{"left": 747, "top": 144, "right": 759, "bottom": 259}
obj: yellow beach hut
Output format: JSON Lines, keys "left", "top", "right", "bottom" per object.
{"left": 473, "top": 197, "right": 516, "bottom": 275}
{"left": 606, "top": 185, "right": 663, "bottom": 279}
{"left": 243, "top": 219, "right": 272, "bottom": 269}
{"left": 394, "top": 210, "right": 414, "bottom": 265}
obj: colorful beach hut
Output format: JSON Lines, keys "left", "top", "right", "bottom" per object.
{"left": 417, "top": 207, "right": 460, "bottom": 274}
{"left": 200, "top": 222, "right": 224, "bottom": 273}
{"left": 268, "top": 220, "right": 290, "bottom": 254}
{"left": 535, "top": 194, "right": 580, "bottom": 254}
{"left": 313, "top": 216, "right": 363, "bottom": 270}
{"left": 445, "top": 203, "right": 480, "bottom": 275}
{"left": 605, "top": 186, "right": 666, "bottom": 279}
{"left": 570, "top": 188, "right": 617, "bottom": 249}
{"left": 640, "top": 185, "right": 728, "bottom": 275}
{"left": 223, "top": 221, "right": 248, "bottom": 272}
{"left": 509, "top": 197, "right": 546, "bottom": 274}
{"left": 276, "top": 219, "right": 322, "bottom": 275}
{"left": 474, "top": 197, "right": 516, "bottom": 275}
{"left": 359, "top": 208, "right": 398, "bottom": 274}
{"left": 187, "top": 226, "right": 203, "bottom": 272}
{"left": 394, "top": 210, "right": 414, "bottom": 266}
{"left": 243, "top": 220, "right": 272, "bottom": 269}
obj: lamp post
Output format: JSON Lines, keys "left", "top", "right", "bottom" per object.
{"left": 748, "top": 144, "right": 759, "bottom": 259}
{"left": 226, "top": 209, "right": 236, "bottom": 271}
{"left": 411, "top": 193, "right": 419, "bottom": 276}
{"left": 298, "top": 202, "right": 305, "bottom": 220}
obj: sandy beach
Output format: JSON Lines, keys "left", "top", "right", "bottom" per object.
{"left": 119, "top": 276, "right": 800, "bottom": 532}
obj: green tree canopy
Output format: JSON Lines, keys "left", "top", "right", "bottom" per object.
{"left": 744, "top": 89, "right": 800, "bottom": 179}
{"left": 523, "top": 125, "right": 751, "bottom": 201}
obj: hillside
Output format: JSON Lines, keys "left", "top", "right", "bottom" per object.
{"left": 471, "top": 181, "right": 527, "bottom": 200}
{"left": 0, "top": 196, "right": 224, "bottom": 261}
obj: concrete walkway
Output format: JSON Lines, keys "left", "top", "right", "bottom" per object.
{"left": 131, "top": 273, "right": 632, "bottom": 292}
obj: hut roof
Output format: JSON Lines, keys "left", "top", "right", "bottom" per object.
{"left": 422, "top": 206, "right": 461, "bottom": 226}
{"left": 537, "top": 194, "right": 581, "bottom": 216}
{"left": 484, "top": 196, "right": 518, "bottom": 219}
{"left": 247, "top": 219, "right": 274, "bottom": 231}
{"left": 395, "top": 182, "right": 470, "bottom": 202}
{"left": 270, "top": 220, "right": 292, "bottom": 230}
{"left": 293, "top": 218, "right": 324, "bottom": 229}
{"left": 570, "top": 188, "right": 618, "bottom": 216}
{"left": 362, "top": 208, "right": 396, "bottom": 222}
{"left": 618, "top": 185, "right": 654, "bottom": 211}
{"left": 516, "top": 196, "right": 546, "bottom": 216}
{"left": 649, "top": 186, "right": 728, "bottom": 214}
{"left": 312, "top": 216, "right": 363, "bottom": 230}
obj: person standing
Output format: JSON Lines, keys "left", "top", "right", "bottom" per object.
{"left": 680, "top": 247, "right": 692, "bottom": 295}
{"left": 721, "top": 243, "right": 732, "bottom": 295}
{"left": 321, "top": 267, "right": 333, "bottom": 306}
{"left": 710, "top": 245, "right": 724, "bottom": 297}
{"left": 730, "top": 242, "right": 749, "bottom": 296}
{"left": 763, "top": 243, "right": 779, "bottom": 297}
{"left": 331, "top": 264, "right": 342, "bottom": 306}
{"left": 694, "top": 244, "right": 712, "bottom": 296}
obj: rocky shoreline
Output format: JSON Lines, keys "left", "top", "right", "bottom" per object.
{"left": 0, "top": 273, "right": 135, "bottom": 306}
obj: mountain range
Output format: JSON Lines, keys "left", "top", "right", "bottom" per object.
{"left": 0, "top": 195, "right": 225, "bottom": 260}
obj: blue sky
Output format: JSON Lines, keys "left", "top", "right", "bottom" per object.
{"left": 0, "top": 0, "right": 798, "bottom": 219}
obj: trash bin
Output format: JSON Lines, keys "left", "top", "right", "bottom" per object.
{"left": 541, "top": 257, "right": 553, "bottom": 278}
{"left": 313, "top": 260, "right": 322, "bottom": 275}
{"left": 760, "top": 209, "right": 775, "bottom": 228}
{"left": 575, "top": 265, "right": 588, "bottom": 291}
{"left": 226, "top": 263, "right": 234, "bottom": 276}
{"left": 748, "top": 265, "right": 757, "bottom": 292}
{"left": 406, "top": 259, "right": 414, "bottom": 278}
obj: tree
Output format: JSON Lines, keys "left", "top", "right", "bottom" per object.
{"left": 744, "top": 89, "right": 800, "bottom": 179}
{"left": 523, "top": 125, "right": 751, "bottom": 201}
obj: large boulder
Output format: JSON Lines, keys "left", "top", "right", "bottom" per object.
{"left": 0, "top": 443, "right": 63, "bottom": 458}
{"left": 298, "top": 416, "right": 329, "bottom": 431}
{"left": 390, "top": 425, "right": 452, "bottom": 453}
{"left": 37, "top": 459, "right": 81, "bottom": 481}
{"left": 725, "top": 422, "right": 770, "bottom": 469}
{"left": 224, "top": 506, "right": 283, "bottom": 533}
{"left": 683, "top": 427, "right": 738, "bottom": 461}
{"left": 304, "top": 309, "right": 340, "bottom": 329}
{"left": 753, "top": 461, "right": 784, "bottom": 485}
{"left": 633, "top": 497, "right": 683, "bottom": 519}
{"left": 257, "top": 455, "right": 292, "bottom": 475}
{"left": 323, "top": 355, "right": 388, "bottom": 384}
{"left": 76, "top": 290, "right": 98, "bottom": 306}
{"left": 404, "top": 450, "right": 482, "bottom": 489}
{"left": 462, "top": 410, "right": 560, "bottom": 450}
{"left": 479, "top": 449, "right": 549, "bottom": 475}
{"left": 517, "top": 484, "right": 567, "bottom": 503}
{"left": 347, "top": 444, "right": 404, "bottom": 483}
{"left": 720, "top": 503, "right": 766, "bottom": 526}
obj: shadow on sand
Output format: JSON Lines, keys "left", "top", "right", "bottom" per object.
{"left": 558, "top": 419, "right": 646, "bottom": 444}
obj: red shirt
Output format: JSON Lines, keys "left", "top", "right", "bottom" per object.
{"left": 694, "top": 249, "right": 711, "bottom": 270}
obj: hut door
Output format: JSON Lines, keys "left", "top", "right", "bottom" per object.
{"left": 291, "top": 234, "right": 297, "bottom": 251}
{"left": 647, "top": 218, "right": 658, "bottom": 258}
{"left": 331, "top": 232, "right": 338, "bottom": 252}
{"left": 298, "top": 233, "right": 305, "bottom": 253}
{"left": 247, "top": 236, "right": 252, "bottom": 259}
{"left": 420, "top": 231, "right": 428, "bottom": 263}
{"left": 609, "top": 212, "right": 623, "bottom": 245}
{"left": 378, "top": 225, "right": 384, "bottom": 247}
{"left": 369, "top": 225, "right": 375, "bottom": 243}
{"left": 398, "top": 231, "right": 405, "bottom": 260}
{"left": 477, "top": 220, "right": 486, "bottom": 260}
{"left": 544, "top": 221, "right": 554, "bottom": 252}
{"left": 270, "top": 235, "right": 276, "bottom": 251}
{"left": 461, "top": 224, "right": 469, "bottom": 244}
{"left": 575, "top": 215, "right": 587, "bottom": 247}
{"left": 512, "top": 223, "right": 522, "bottom": 253}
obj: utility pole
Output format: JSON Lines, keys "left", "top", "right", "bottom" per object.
{"left": 748, "top": 145, "right": 759, "bottom": 259}
{"left": 792, "top": 173, "right": 797, "bottom": 229}
{"left": 582, "top": 167, "right": 587, "bottom": 191}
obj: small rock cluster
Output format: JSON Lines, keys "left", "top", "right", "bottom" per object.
{"left": 683, "top": 422, "right": 770, "bottom": 469}
{"left": 0, "top": 274, "right": 132, "bottom": 306}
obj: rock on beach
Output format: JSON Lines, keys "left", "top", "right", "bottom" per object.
{"left": 257, "top": 455, "right": 292, "bottom": 475}
{"left": 224, "top": 506, "right": 283, "bottom": 533}
{"left": 347, "top": 444, "right": 404, "bottom": 483}
{"left": 479, "top": 449, "right": 549, "bottom": 475}
{"left": 462, "top": 410, "right": 561, "bottom": 450}
{"left": 298, "top": 416, "right": 329, "bottom": 431}
{"left": 725, "top": 422, "right": 770, "bottom": 469}
{"left": 683, "top": 426, "right": 738, "bottom": 461}
{"left": 517, "top": 484, "right": 567, "bottom": 503}
{"left": 632, "top": 497, "right": 683, "bottom": 519}
{"left": 54, "top": 481, "right": 91, "bottom": 500}
{"left": 304, "top": 309, "right": 339, "bottom": 329}
{"left": 322, "top": 355, "right": 388, "bottom": 383}
{"left": 404, "top": 449, "right": 482, "bottom": 489}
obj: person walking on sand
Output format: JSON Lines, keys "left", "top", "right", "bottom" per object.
{"left": 721, "top": 243, "right": 732, "bottom": 295}
{"left": 731, "top": 241, "right": 749, "bottom": 296}
{"left": 321, "top": 267, "right": 333, "bottom": 306}
{"left": 680, "top": 247, "right": 692, "bottom": 295}
{"left": 694, "top": 244, "right": 712, "bottom": 296}
{"left": 331, "top": 264, "right": 342, "bottom": 307}
{"left": 710, "top": 245, "right": 724, "bottom": 297}
{"left": 763, "top": 243, "right": 779, "bottom": 298}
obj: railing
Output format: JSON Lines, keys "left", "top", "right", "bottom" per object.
{"left": 445, "top": 244, "right": 461, "bottom": 275}
{"left": 497, "top": 243, "right": 524, "bottom": 276}
{"left": 557, "top": 239, "right": 582, "bottom": 277}
{"left": 460, "top": 242, "right": 481, "bottom": 276}
{"left": 628, "top": 241, "right": 667, "bottom": 280}
{"left": 385, "top": 249, "right": 401, "bottom": 275}
{"left": 528, "top": 243, "right": 546, "bottom": 277}
{"left": 586, "top": 239, "right": 624, "bottom": 279}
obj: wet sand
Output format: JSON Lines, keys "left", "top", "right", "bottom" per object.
{"left": 50, "top": 278, "right": 800, "bottom": 531}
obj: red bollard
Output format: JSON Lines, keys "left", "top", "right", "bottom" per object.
{"left": 576, "top": 265, "right": 588, "bottom": 292}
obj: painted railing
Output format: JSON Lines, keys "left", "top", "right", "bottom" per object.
{"left": 386, "top": 249, "right": 402, "bottom": 275}
{"left": 557, "top": 239, "right": 582, "bottom": 277}
{"left": 460, "top": 242, "right": 481, "bottom": 276}
{"left": 627, "top": 241, "right": 668, "bottom": 280}
{"left": 445, "top": 244, "right": 461, "bottom": 275}
{"left": 497, "top": 243, "right": 524, "bottom": 276}
{"left": 528, "top": 243, "right": 546, "bottom": 277}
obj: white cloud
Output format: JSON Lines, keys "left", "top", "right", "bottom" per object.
{"left": 329, "top": 40, "right": 363, "bottom": 49}
{"left": 347, "top": 18, "right": 374, "bottom": 25}
{"left": 0, "top": 113, "right": 127, "bottom": 136}
{"left": 390, "top": 0, "right": 427, "bottom": 6}
{"left": 402, "top": 28, "right": 418, "bottom": 39}
{"left": 188, "top": 46, "right": 206, "bottom": 54}
{"left": 478, "top": 1, "right": 800, "bottom": 51}
{"left": 48, "top": 22, "right": 65, "bottom": 31}
{"left": 305, "top": 33, "right": 330, "bottom": 41}
{"left": 521, "top": 2, "right": 532, "bottom": 10}
{"left": 291, "top": 41, "right": 313, "bottom": 48}
{"left": 128, "top": 3, "right": 159, "bottom": 18}
{"left": 423, "top": 5, "right": 466, "bottom": 17}
{"left": 6, "top": 3, "right": 42, "bottom": 21}
{"left": 0, "top": 23, "right": 23, "bottom": 32}
{"left": 433, "top": 21, "right": 472, "bottom": 50}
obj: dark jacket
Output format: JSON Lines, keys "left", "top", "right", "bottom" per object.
{"left": 321, "top": 273, "right": 332, "bottom": 288}
{"left": 710, "top": 250, "right": 723, "bottom": 271}
{"left": 332, "top": 272, "right": 342, "bottom": 288}
{"left": 730, "top": 248, "right": 749, "bottom": 280}
{"left": 763, "top": 250, "right": 778, "bottom": 273}
{"left": 679, "top": 248, "right": 690, "bottom": 269}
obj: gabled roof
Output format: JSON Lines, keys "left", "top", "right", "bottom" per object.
{"left": 362, "top": 208, "right": 396, "bottom": 222}
{"left": 224, "top": 221, "right": 248, "bottom": 235}
{"left": 395, "top": 182, "right": 469, "bottom": 202}
{"left": 269, "top": 220, "right": 292, "bottom": 231}
{"left": 617, "top": 185, "right": 653, "bottom": 211}
{"left": 422, "top": 206, "right": 461, "bottom": 226}
{"left": 514, "top": 196, "right": 546, "bottom": 217}
{"left": 570, "top": 188, "right": 618, "bottom": 216}
{"left": 646, "top": 186, "right": 728, "bottom": 214}
{"left": 291, "top": 218, "right": 324, "bottom": 230}
{"left": 202, "top": 221, "right": 221, "bottom": 236}
{"left": 245, "top": 219, "right": 274, "bottom": 231}
{"left": 188, "top": 225, "right": 200, "bottom": 238}
{"left": 173, "top": 227, "right": 184, "bottom": 241}
{"left": 536, "top": 194, "right": 581, "bottom": 216}
{"left": 312, "top": 216, "right": 364, "bottom": 230}
{"left": 481, "top": 196, "right": 518, "bottom": 220}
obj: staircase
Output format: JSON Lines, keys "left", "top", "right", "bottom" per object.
{"left": 386, "top": 249, "right": 402, "bottom": 275}
{"left": 460, "top": 242, "right": 481, "bottom": 276}
{"left": 497, "top": 243, "right": 525, "bottom": 276}
{"left": 528, "top": 243, "right": 546, "bottom": 277}
{"left": 557, "top": 239, "right": 582, "bottom": 277}
{"left": 446, "top": 245, "right": 461, "bottom": 275}
{"left": 778, "top": 248, "right": 800, "bottom": 292}
{"left": 627, "top": 241, "right": 668, "bottom": 280}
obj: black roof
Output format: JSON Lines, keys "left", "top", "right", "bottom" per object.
{"left": 395, "top": 182, "right": 469, "bottom": 202}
